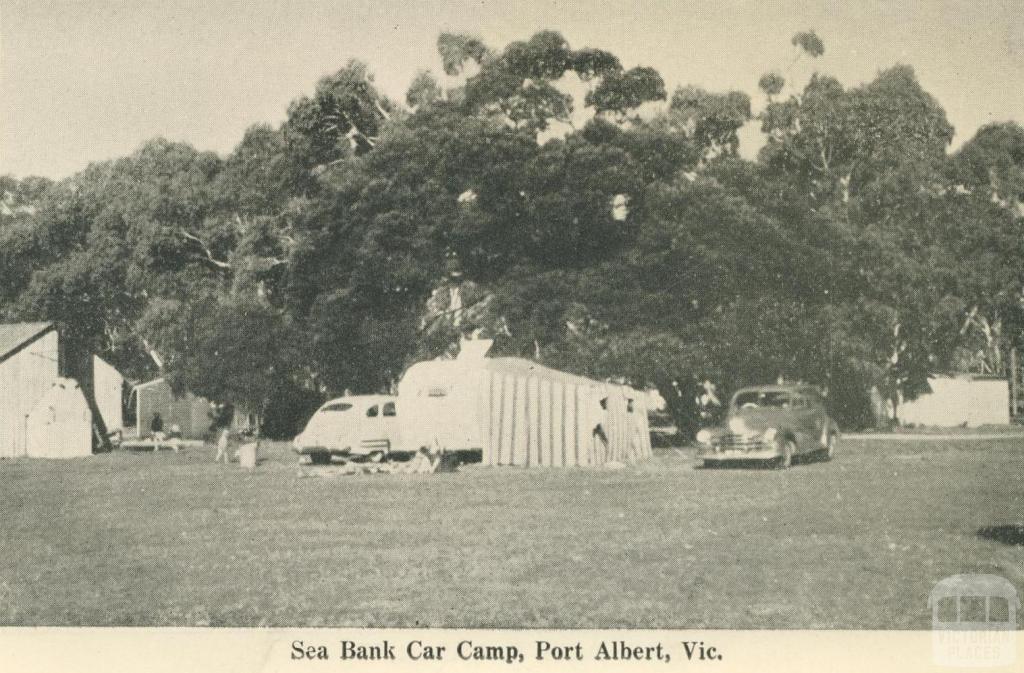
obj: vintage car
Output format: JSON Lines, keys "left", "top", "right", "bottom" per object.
{"left": 292, "top": 395, "right": 400, "bottom": 464}
{"left": 696, "top": 384, "right": 838, "bottom": 468}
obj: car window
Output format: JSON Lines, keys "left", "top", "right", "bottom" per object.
{"left": 382, "top": 402, "right": 396, "bottom": 417}
{"left": 366, "top": 405, "right": 379, "bottom": 418}
{"left": 319, "top": 402, "right": 353, "bottom": 413}
{"left": 792, "top": 394, "right": 806, "bottom": 409}
{"left": 734, "top": 391, "right": 792, "bottom": 409}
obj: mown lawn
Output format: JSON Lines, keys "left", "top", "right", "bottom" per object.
{"left": 0, "top": 436, "right": 1021, "bottom": 628}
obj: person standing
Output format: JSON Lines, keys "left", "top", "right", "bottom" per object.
{"left": 215, "top": 427, "right": 231, "bottom": 464}
{"left": 150, "top": 412, "right": 165, "bottom": 451}
{"left": 696, "top": 379, "right": 722, "bottom": 427}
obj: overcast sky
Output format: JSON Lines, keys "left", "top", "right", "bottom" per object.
{"left": 1, "top": 0, "right": 1022, "bottom": 179}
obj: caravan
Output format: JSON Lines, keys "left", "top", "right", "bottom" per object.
{"left": 397, "top": 356, "right": 651, "bottom": 468}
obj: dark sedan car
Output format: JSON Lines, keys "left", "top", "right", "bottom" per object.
{"left": 696, "top": 384, "right": 839, "bottom": 468}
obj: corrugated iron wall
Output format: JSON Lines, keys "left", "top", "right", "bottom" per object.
{"left": 0, "top": 331, "right": 59, "bottom": 458}
{"left": 476, "top": 369, "right": 651, "bottom": 468}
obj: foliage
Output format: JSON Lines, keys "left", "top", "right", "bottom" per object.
{"left": 1, "top": 29, "right": 1021, "bottom": 435}
{"left": 758, "top": 72, "right": 785, "bottom": 97}
{"left": 791, "top": 30, "right": 825, "bottom": 58}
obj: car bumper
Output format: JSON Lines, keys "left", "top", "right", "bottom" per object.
{"left": 700, "top": 443, "right": 782, "bottom": 462}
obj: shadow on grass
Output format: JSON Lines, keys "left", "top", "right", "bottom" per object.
{"left": 978, "top": 524, "right": 1024, "bottom": 546}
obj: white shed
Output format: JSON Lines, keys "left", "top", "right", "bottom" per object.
{"left": 1, "top": 322, "right": 126, "bottom": 457}
{"left": 898, "top": 374, "right": 1010, "bottom": 427}
{"left": 25, "top": 378, "right": 92, "bottom": 458}
{"left": 93, "top": 355, "right": 124, "bottom": 433}
{"left": 0, "top": 322, "right": 60, "bottom": 458}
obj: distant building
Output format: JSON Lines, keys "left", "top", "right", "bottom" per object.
{"left": 873, "top": 374, "right": 1011, "bottom": 427}
{"left": 132, "top": 377, "right": 256, "bottom": 440}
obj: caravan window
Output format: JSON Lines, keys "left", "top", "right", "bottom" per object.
{"left": 382, "top": 402, "right": 396, "bottom": 417}
{"left": 627, "top": 398, "right": 635, "bottom": 413}
{"left": 320, "top": 402, "right": 353, "bottom": 413}
{"left": 366, "top": 405, "right": 379, "bottom": 418}
{"left": 427, "top": 386, "right": 448, "bottom": 397}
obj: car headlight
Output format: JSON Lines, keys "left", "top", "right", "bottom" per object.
{"left": 728, "top": 417, "right": 747, "bottom": 434}
{"left": 696, "top": 429, "right": 712, "bottom": 444}
{"left": 761, "top": 428, "right": 777, "bottom": 442}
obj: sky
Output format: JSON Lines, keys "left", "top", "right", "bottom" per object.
{"left": 1, "top": 0, "right": 1022, "bottom": 179}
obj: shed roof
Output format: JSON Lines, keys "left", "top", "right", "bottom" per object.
{"left": 0, "top": 322, "right": 54, "bottom": 364}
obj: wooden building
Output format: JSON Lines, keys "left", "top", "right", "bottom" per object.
{"left": 0, "top": 322, "right": 124, "bottom": 458}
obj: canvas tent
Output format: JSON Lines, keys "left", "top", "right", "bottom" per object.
{"left": 25, "top": 378, "right": 92, "bottom": 458}
{"left": 397, "top": 356, "right": 652, "bottom": 467}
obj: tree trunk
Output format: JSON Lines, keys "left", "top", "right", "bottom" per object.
{"left": 60, "top": 339, "right": 112, "bottom": 452}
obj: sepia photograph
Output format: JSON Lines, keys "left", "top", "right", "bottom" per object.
{"left": 0, "top": 0, "right": 1021, "bottom": 651}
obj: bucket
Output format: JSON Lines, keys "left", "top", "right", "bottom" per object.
{"left": 238, "top": 442, "right": 258, "bottom": 469}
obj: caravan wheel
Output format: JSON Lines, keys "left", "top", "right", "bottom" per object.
{"left": 309, "top": 451, "right": 331, "bottom": 465}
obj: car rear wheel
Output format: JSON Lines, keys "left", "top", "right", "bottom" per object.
{"left": 777, "top": 439, "right": 795, "bottom": 469}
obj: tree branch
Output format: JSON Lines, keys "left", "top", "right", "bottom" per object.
{"left": 182, "top": 231, "right": 232, "bottom": 270}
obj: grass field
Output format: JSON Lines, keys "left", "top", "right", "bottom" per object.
{"left": 1, "top": 435, "right": 1021, "bottom": 628}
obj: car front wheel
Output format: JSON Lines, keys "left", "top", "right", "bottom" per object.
{"left": 821, "top": 433, "right": 836, "bottom": 461}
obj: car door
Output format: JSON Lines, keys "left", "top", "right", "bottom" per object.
{"left": 806, "top": 390, "right": 832, "bottom": 445}
{"left": 789, "top": 392, "right": 819, "bottom": 453}
{"left": 359, "top": 401, "right": 391, "bottom": 454}
{"left": 380, "top": 401, "right": 398, "bottom": 450}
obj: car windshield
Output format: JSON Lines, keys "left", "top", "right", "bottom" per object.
{"left": 733, "top": 391, "right": 792, "bottom": 409}
{"left": 319, "top": 402, "right": 353, "bottom": 413}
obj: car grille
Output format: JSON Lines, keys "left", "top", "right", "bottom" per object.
{"left": 717, "top": 434, "right": 768, "bottom": 451}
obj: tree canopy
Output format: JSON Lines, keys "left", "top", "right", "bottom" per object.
{"left": 2, "top": 29, "right": 1021, "bottom": 436}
